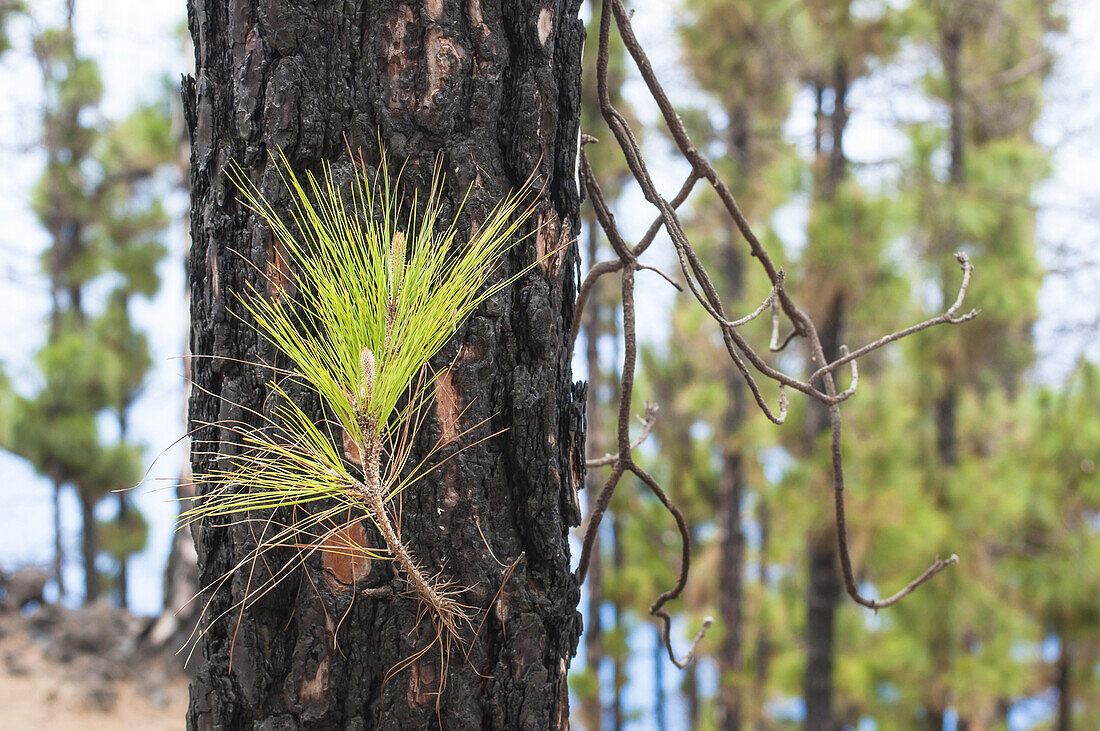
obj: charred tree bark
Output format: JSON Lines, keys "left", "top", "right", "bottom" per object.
{"left": 183, "top": 1, "right": 584, "bottom": 727}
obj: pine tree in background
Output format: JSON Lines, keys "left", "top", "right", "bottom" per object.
{"left": 0, "top": 3, "right": 174, "bottom": 605}
{"left": 92, "top": 101, "right": 177, "bottom": 607}
{"left": 1010, "top": 362, "right": 1100, "bottom": 728}
{"left": 677, "top": 1, "right": 801, "bottom": 727}
{"left": 782, "top": 3, "right": 908, "bottom": 728}
{"left": 861, "top": 1, "right": 1066, "bottom": 726}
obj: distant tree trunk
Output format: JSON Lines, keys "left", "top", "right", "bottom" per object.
{"left": 803, "top": 59, "right": 849, "bottom": 731}
{"left": 80, "top": 493, "right": 99, "bottom": 603}
{"left": 654, "top": 623, "right": 667, "bottom": 731}
{"left": 183, "top": 1, "right": 585, "bottom": 727}
{"left": 116, "top": 411, "right": 131, "bottom": 609}
{"left": 717, "top": 101, "right": 750, "bottom": 731}
{"left": 927, "top": 26, "right": 965, "bottom": 729}
{"left": 1055, "top": 636, "right": 1072, "bottom": 731}
{"left": 51, "top": 479, "right": 64, "bottom": 598}
{"left": 612, "top": 513, "right": 626, "bottom": 731}
{"left": 754, "top": 497, "right": 771, "bottom": 730}
{"left": 582, "top": 208, "right": 605, "bottom": 731}
{"left": 684, "top": 657, "right": 701, "bottom": 729}
{"left": 116, "top": 496, "right": 129, "bottom": 608}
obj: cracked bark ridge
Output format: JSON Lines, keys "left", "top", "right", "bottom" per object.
{"left": 184, "top": 0, "right": 584, "bottom": 727}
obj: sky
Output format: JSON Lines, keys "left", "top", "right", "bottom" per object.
{"left": 0, "top": 1, "right": 1097, "bottom": 725}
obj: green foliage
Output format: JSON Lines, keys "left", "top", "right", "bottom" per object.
{"left": 186, "top": 147, "right": 541, "bottom": 635}
{"left": 229, "top": 153, "right": 536, "bottom": 449}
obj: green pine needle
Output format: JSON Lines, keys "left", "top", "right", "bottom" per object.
{"left": 186, "top": 145, "right": 544, "bottom": 635}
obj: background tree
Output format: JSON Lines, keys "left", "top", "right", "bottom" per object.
{"left": 677, "top": 1, "right": 801, "bottom": 726}
{"left": 901, "top": 1, "right": 1060, "bottom": 725}
{"left": 783, "top": 3, "right": 905, "bottom": 727}
{"left": 0, "top": 2, "right": 173, "bottom": 605}
{"left": 183, "top": 1, "right": 584, "bottom": 726}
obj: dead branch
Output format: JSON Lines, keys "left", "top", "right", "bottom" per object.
{"left": 575, "top": 0, "right": 982, "bottom": 661}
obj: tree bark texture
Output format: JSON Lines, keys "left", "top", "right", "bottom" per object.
{"left": 183, "top": 1, "right": 585, "bottom": 728}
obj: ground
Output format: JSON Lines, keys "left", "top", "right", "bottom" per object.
{"left": 0, "top": 608, "right": 188, "bottom": 729}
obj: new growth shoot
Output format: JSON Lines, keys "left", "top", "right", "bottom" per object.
{"left": 183, "top": 146, "right": 539, "bottom": 639}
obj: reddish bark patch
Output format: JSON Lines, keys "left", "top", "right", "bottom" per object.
{"left": 422, "top": 27, "right": 465, "bottom": 111}
{"left": 264, "top": 232, "right": 291, "bottom": 300}
{"left": 297, "top": 655, "right": 330, "bottom": 703}
{"left": 535, "top": 210, "right": 563, "bottom": 275}
{"left": 406, "top": 661, "right": 437, "bottom": 707}
{"left": 207, "top": 245, "right": 220, "bottom": 301}
{"left": 321, "top": 519, "right": 372, "bottom": 592}
{"left": 381, "top": 6, "right": 417, "bottom": 116}
{"left": 434, "top": 368, "right": 461, "bottom": 443}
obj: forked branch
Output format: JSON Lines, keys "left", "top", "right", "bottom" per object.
{"left": 576, "top": 0, "right": 980, "bottom": 658}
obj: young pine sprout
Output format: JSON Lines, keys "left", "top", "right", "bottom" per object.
{"left": 183, "top": 147, "right": 540, "bottom": 639}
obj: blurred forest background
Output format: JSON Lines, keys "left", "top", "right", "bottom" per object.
{"left": 0, "top": 0, "right": 1098, "bottom": 729}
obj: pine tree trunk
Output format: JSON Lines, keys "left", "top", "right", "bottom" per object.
{"left": 717, "top": 102, "right": 750, "bottom": 731}
{"left": 653, "top": 623, "right": 666, "bottom": 731}
{"left": 183, "top": 1, "right": 585, "bottom": 727}
{"left": 581, "top": 209, "right": 605, "bottom": 731}
{"left": 611, "top": 513, "right": 625, "bottom": 731}
{"left": 80, "top": 493, "right": 99, "bottom": 603}
{"left": 754, "top": 497, "right": 771, "bottom": 731}
{"left": 803, "top": 58, "right": 849, "bottom": 731}
{"left": 116, "top": 494, "right": 129, "bottom": 609}
{"left": 51, "top": 478, "right": 65, "bottom": 598}
{"left": 1055, "top": 638, "right": 1071, "bottom": 731}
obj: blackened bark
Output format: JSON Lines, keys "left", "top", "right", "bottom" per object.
{"left": 184, "top": 1, "right": 584, "bottom": 727}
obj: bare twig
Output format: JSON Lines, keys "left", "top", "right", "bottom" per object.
{"left": 576, "top": 0, "right": 980, "bottom": 660}
{"left": 587, "top": 402, "right": 658, "bottom": 468}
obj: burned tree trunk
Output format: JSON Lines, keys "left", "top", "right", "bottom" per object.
{"left": 183, "top": 1, "right": 584, "bottom": 727}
